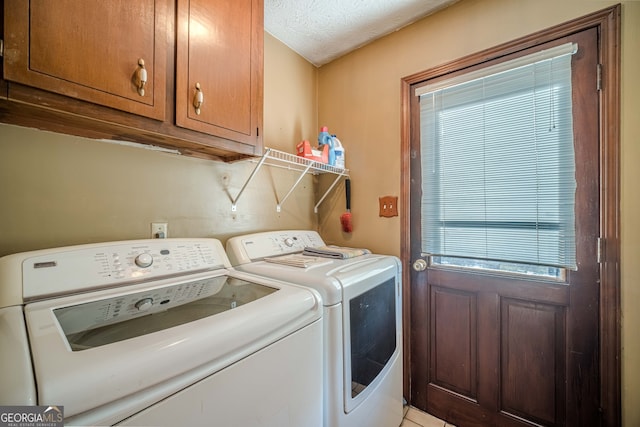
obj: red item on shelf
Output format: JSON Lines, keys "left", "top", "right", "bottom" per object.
{"left": 296, "top": 140, "right": 329, "bottom": 164}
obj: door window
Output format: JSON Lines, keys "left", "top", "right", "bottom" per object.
{"left": 417, "top": 44, "right": 578, "bottom": 278}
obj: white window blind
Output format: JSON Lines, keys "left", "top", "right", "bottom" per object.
{"left": 419, "top": 43, "right": 578, "bottom": 270}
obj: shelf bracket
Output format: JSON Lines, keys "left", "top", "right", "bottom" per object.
{"left": 230, "top": 148, "right": 271, "bottom": 211}
{"left": 314, "top": 172, "right": 347, "bottom": 213}
{"left": 276, "top": 162, "right": 314, "bottom": 212}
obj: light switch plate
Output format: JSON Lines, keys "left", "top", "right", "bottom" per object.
{"left": 379, "top": 196, "right": 398, "bottom": 217}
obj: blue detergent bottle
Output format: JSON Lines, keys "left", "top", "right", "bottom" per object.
{"left": 318, "top": 126, "right": 336, "bottom": 165}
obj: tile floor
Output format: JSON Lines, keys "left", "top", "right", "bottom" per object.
{"left": 401, "top": 406, "right": 456, "bottom": 427}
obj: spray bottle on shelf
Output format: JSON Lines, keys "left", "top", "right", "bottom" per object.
{"left": 318, "top": 126, "right": 336, "bottom": 166}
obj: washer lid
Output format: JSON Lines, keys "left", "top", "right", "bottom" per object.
{"left": 24, "top": 270, "right": 321, "bottom": 419}
{"left": 53, "top": 275, "right": 277, "bottom": 351}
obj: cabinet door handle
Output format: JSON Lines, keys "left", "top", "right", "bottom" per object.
{"left": 193, "top": 83, "right": 204, "bottom": 115}
{"left": 136, "top": 59, "right": 147, "bottom": 96}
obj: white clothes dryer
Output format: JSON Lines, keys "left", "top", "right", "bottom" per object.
{"left": 0, "top": 238, "right": 323, "bottom": 427}
{"left": 226, "top": 230, "right": 404, "bottom": 427}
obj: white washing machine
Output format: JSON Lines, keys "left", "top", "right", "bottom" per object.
{"left": 226, "top": 230, "right": 404, "bottom": 427}
{"left": 0, "top": 238, "right": 323, "bottom": 427}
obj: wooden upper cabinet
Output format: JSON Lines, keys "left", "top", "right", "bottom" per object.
{"left": 1, "top": 0, "right": 263, "bottom": 159}
{"left": 3, "top": 0, "right": 167, "bottom": 120}
{"left": 176, "top": 0, "right": 263, "bottom": 149}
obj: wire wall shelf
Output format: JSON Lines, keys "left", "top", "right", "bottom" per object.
{"left": 231, "top": 148, "right": 349, "bottom": 212}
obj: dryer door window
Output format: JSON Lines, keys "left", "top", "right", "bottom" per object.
{"left": 349, "top": 277, "right": 396, "bottom": 397}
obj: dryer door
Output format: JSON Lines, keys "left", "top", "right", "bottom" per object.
{"left": 338, "top": 258, "right": 402, "bottom": 413}
{"left": 348, "top": 277, "right": 397, "bottom": 396}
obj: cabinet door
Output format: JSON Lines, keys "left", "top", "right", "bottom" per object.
{"left": 3, "top": 0, "right": 167, "bottom": 120}
{"left": 176, "top": 0, "right": 263, "bottom": 150}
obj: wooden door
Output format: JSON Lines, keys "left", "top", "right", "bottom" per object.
{"left": 3, "top": 0, "right": 167, "bottom": 120}
{"left": 175, "top": 0, "right": 263, "bottom": 151}
{"left": 408, "top": 28, "right": 601, "bottom": 427}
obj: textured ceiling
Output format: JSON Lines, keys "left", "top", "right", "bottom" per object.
{"left": 264, "top": 0, "right": 459, "bottom": 67}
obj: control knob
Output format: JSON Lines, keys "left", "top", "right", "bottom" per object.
{"left": 283, "top": 238, "right": 294, "bottom": 247}
{"left": 134, "top": 298, "right": 154, "bottom": 311}
{"left": 135, "top": 253, "right": 154, "bottom": 268}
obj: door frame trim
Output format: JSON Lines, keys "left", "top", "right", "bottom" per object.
{"left": 400, "top": 5, "right": 621, "bottom": 426}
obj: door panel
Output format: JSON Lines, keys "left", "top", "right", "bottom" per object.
{"left": 500, "top": 299, "right": 565, "bottom": 425}
{"left": 409, "top": 27, "right": 600, "bottom": 427}
{"left": 175, "top": 0, "right": 263, "bottom": 148}
{"left": 3, "top": 0, "right": 167, "bottom": 120}
{"left": 430, "top": 287, "right": 477, "bottom": 399}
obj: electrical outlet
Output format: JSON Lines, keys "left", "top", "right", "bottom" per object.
{"left": 151, "top": 222, "right": 168, "bottom": 239}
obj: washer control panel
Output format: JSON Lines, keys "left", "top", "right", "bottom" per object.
{"left": 226, "top": 230, "right": 325, "bottom": 265}
{"left": 21, "top": 239, "right": 226, "bottom": 300}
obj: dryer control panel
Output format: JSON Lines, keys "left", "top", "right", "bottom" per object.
{"left": 226, "top": 230, "right": 325, "bottom": 265}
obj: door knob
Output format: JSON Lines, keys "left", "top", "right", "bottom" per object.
{"left": 413, "top": 259, "right": 427, "bottom": 272}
